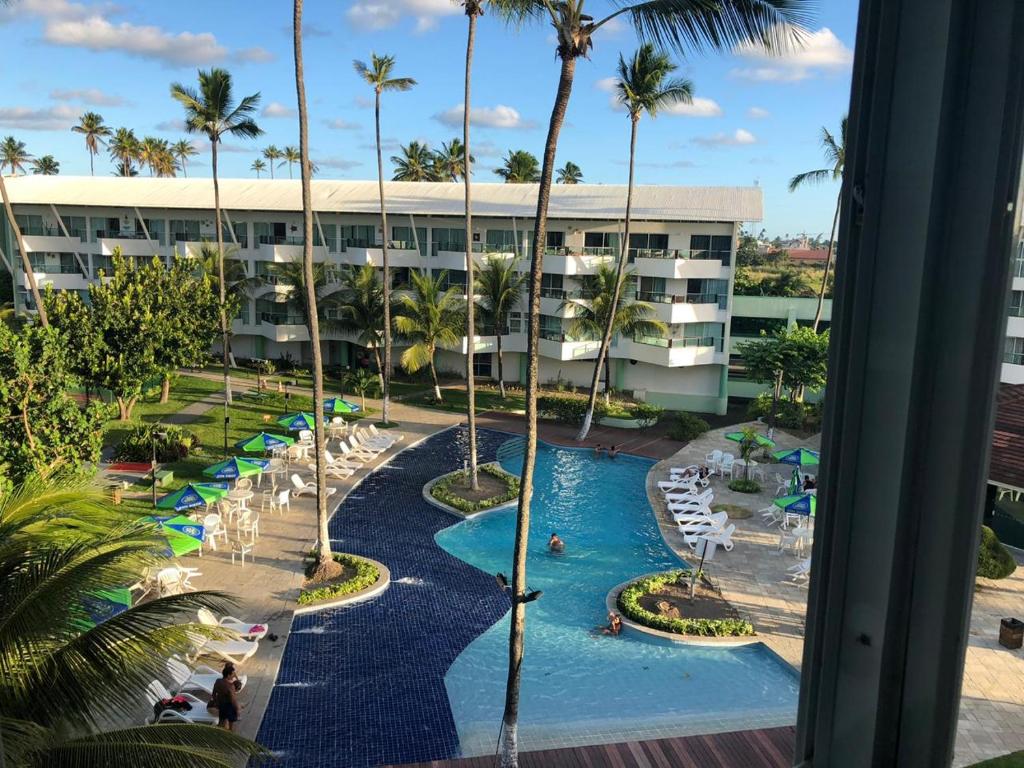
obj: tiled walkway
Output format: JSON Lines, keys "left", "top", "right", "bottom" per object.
{"left": 255, "top": 428, "right": 514, "bottom": 768}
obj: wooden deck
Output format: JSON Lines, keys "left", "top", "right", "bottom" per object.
{"left": 387, "top": 726, "right": 796, "bottom": 768}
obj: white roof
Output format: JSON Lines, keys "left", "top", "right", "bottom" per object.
{"left": 4, "top": 176, "right": 762, "bottom": 223}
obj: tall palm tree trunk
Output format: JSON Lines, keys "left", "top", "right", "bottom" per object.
{"left": 501, "top": 54, "right": 577, "bottom": 768}
{"left": 496, "top": 332, "right": 505, "bottom": 398}
{"left": 211, "top": 140, "right": 232, "bottom": 448}
{"left": 813, "top": 190, "right": 841, "bottom": 332}
{"left": 576, "top": 116, "right": 638, "bottom": 441}
{"left": 0, "top": 174, "right": 47, "bottom": 326}
{"left": 463, "top": 10, "right": 479, "bottom": 490}
{"left": 89, "top": 150, "right": 95, "bottom": 176}
{"left": 430, "top": 355, "right": 442, "bottom": 401}
{"left": 182, "top": 160, "right": 188, "bottom": 178}
{"left": 269, "top": 160, "right": 275, "bottom": 180}
{"left": 294, "top": 0, "right": 338, "bottom": 581}
{"left": 375, "top": 91, "right": 392, "bottom": 425}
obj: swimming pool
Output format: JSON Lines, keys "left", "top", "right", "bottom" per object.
{"left": 438, "top": 440, "right": 799, "bottom": 757}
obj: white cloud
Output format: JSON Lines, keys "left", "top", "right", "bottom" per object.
{"left": 595, "top": 77, "right": 617, "bottom": 93}
{"left": 346, "top": 0, "right": 459, "bottom": 33}
{"left": 692, "top": 128, "right": 757, "bottom": 147}
{"left": 731, "top": 27, "right": 853, "bottom": 83}
{"left": 434, "top": 104, "right": 533, "bottom": 130}
{"left": 262, "top": 102, "right": 297, "bottom": 118}
{"left": 234, "top": 46, "right": 275, "bottom": 64}
{"left": 282, "top": 22, "right": 331, "bottom": 38}
{"left": 0, "top": 104, "right": 77, "bottom": 130}
{"left": 44, "top": 15, "right": 227, "bottom": 66}
{"left": 155, "top": 119, "right": 186, "bottom": 133}
{"left": 472, "top": 140, "right": 503, "bottom": 158}
{"left": 747, "top": 106, "right": 771, "bottom": 119}
{"left": 50, "top": 87, "right": 127, "bottom": 106}
{"left": 193, "top": 142, "right": 250, "bottom": 155}
{"left": 664, "top": 97, "right": 723, "bottom": 118}
{"left": 324, "top": 118, "right": 360, "bottom": 131}
{"left": 315, "top": 156, "right": 361, "bottom": 171}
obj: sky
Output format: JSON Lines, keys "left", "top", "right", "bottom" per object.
{"left": 0, "top": 0, "right": 859, "bottom": 237}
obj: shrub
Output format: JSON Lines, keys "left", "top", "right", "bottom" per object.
{"left": 537, "top": 394, "right": 604, "bottom": 424}
{"left": 430, "top": 464, "right": 520, "bottom": 513}
{"left": 617, "top": 571, "right": 755, "bottom": 637}
{"left": 668, "top": 412, "right": 710, "bottom": 442}
{"left": 747, "top": 394, "right": 824, "bottom": 432}
{"left": 275, "top": 351, "right": 296, "bottom": 372}
{"left": 728, "top": 478, "right": 761, "bottom": 494}
{"left": 631, "top": 402, "right": 664, "bottom": 428}
{"left": 299, "top": 553, "right": 380, "bottom": 605}
{"left": 977, "top": 526, "right": 1017, "bottom": 580}
{"left": 114, "top": 424, "right": 197, "bottom": 463}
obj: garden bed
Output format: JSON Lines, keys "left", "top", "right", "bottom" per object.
{"left": 425, "top": 462, "right": 520, "bottom": 515}
{"left": 298, "top": 553, "right": 384, "bottom": 608}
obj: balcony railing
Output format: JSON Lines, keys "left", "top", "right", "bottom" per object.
{"left": 95, "top": 230, "right": 150, "bottom": 240}
{"left": 30, "top": 262, "right": 82, "bottom": 274}
{"left": 539, "top": 328, "right": 565, "bottom": 342}
{"left": 260, "top": 311, "right": 306, "bottom": 325}
{"left": 258, "top": 235, "right": 306, "bottom": 246}
{"left": 22, "top": 224, "right": 85, "bottom": 239}
{"left": 540, "top": 287, "right": 566, "bottom": 300}
{"left": 633, "top": 333, "right": 725, "bottom": 351}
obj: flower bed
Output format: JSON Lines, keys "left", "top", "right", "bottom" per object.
{"left": 298, "top": 553, "right": 380, "bottom": 606}
{"left": 429, "top": 463, "right": 520, "bottom": 514}
{"left": 617, "top": 570, "right": 755, "bottom": 637}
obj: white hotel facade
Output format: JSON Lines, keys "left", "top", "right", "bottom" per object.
{"left": 0, "top": 176, "right": 761, "bottom": 415}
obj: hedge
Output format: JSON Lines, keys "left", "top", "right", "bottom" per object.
{"left": 299, "top": 553, "right": 380, "bottom": 605}
{"left": 536, "top": 394, "right": 662, "bottom": 426}
{"left": 114, "top": 424, "right": 197, "bottom": 463}
{"left": 617, "top": 570, "right": 755, "bottom": 637}
{"left": 977, "top": 526, "right": 1016, "bottom": 580}
{"left": 668, "top": 412, "right": 710, "bottom": 442}
{"left": 430, "top": 464, "right": 520, "bottom": 513}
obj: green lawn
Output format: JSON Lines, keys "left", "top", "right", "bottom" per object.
{"left": 102, "top": 375, "right": 224, "bottom": 449}
{"left": 402, "top": 386, "right": 525, "bottom": 414}
{"left": 969, "top": 753, "right": 1024, "bottom": 767}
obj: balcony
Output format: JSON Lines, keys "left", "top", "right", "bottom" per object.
{"left": 21, "top": 231, "right": 85, "bottom": 253}
{"left": 343, "top": 239, "right": 422, "bottom": 268}
{"left": 256, "top": 235, "right": 327, "bottom": 263}
{"left": 543, "top": 248, "right": 617, "bottom": 276}
{"left": 636, "top": 291, "right": 727, "bottom": 324}
{"left": 256, "top": 311, "right": 310, "bottom": 343}
{"left": 633, "top": 249, "right": 731, "bottom": 280}
{"left": 626, "top": 334, "right": 726, "bottom": 367}
{"left": 96, "top": 231, "right": 163, "bottom": 257}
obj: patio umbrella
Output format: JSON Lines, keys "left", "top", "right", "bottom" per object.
{"left": 155, "top": 482, "right": 229, "bottom": 512}
{"left": 143, "top": 514, "right": 205, "bottom": 557}
{"left": 773, "top": 492, "right": 817, "bottom": 518}
{"left": 276, "top": 412, "right": 325, "bottom": 432}
{"left": 202, "top": 456, "right": 270, "bottom": 481}
{"left": 325, "top": 397, "right": 361, "bottom": 414}
{"left": 725, "top": 431, "right": 775, "bottom": 447}
{"left": 235, "top": 432, "right": 294, "bottom": 453}
{"left": 80, "top": 587, "right": 133, "bottom": 628}
{"left": 772, "top": 447, "right": 820, "bottom": 466}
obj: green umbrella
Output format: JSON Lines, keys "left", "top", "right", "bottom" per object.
{"left": 235, "top": 432, "right": 295, "bottom": 453}
{"left": 773, "top": 447, "right": 820, "bottom": 466}
{"left": 276, "top": 412, "right": 325, "bottom": 431}
{"left": 155, "top": 482, "right": 229, "bottom": 511}
{"left": 202, "top": 456, "right": 270, "bottom": 481}
{"left": 143, "top": 515, "right": 205, "bottom": 557}
{"left": 725, "top": 431, "right": 776, "bottom": 447}
{"left": 325, "top": 398, "right": 361, "bottom": 414}
{"left": 773, "top": 492, "right": 817, "bottom": 517}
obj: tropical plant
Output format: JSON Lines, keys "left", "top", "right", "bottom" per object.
{"left": 434, "top": 137, "right": 473, "bottom": 181}
{"left": 171, "top": 138, "right": 198, "bottom": 177}
{"left": 0, "top": 475, "right": 266, "bottom": 767}
{"left": 492, "top": 2, "right": 809, "bottom": 758}
{"left": 391, "top": 141, "right": 439, "bottom": 181}
{"left": 0, "top": 135, "right": 30, "bottom": 175}
{"left": 577, "top": 43, "right": 692, "bottom": 440}
{"left": 353, "top": 52, "right": 416, "bottom": 426}
{"left": 113, "top": 160, "right": 139, "bottom": 177}
{"left": 0, "top": 137, "right": 45, "bottom": 324}
{"left": 253, "top": 357, "right": 276, "bottom": 392}
{"left": 555, "top": 161, "right": 583, "bottom": 184}
{"left": 345, "top": 367, "right": 380, "bottom": 412}
{"left": 30, "top": 155, "right": 59, "bottom": 175}
{"left": 789, "top": 115, "right": 847, "bottom": 331}
{"left": 494, "top": 149, "right": 539, "bottom": 183}
{"left": 977, "top": 526, "right": 1016, "bottom": 580}
{"left": 138, "top": 136, "right": 167, "bottom": 176}
{"left": 393, "top": 269, "right": 465, "bottom": 401}
{"left": 329, "top": 263, "right": 386, "bottom": 386}
{"left": 71, "top": 112, "right": 111, "bottom": 176}
{"left": 108, "top": 127, "right": 141, "bottom": 176}
{"left": 171, "top": 67, "right": 262, "bottom": 421}
{"left": 251, "top": 158, "right": 267, "bottom": 178}
{"left": 262, "top": 144, "right": 282, "bottom": 178}
{"left": 280, "top": 145, "right": 301, "bottom": 178}
{"left": 476, "top": 255, "right": 525, "bottom": 397}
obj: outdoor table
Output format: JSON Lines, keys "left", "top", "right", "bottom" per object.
{"left": 227, "top": 489, "right": 254, "bottom": 511}
{"left": 732, "top": 458, "right": 763, "bottom": 480}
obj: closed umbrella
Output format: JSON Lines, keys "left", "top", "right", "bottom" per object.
{"left": 235, "top": 432, "right": 294, "bottom": 453}
{"left": 772, "top": 447, "right": 820, "bottom": 466}
{"left": 202, "top": 456, "right": 269, "bottom": 481}
{"left": 143, "top": 514, "right": 205, "bottom": 557}
{"left": 325, "top": 398, "right": 361, "bottom": 414}
{"left": 155, "top": 482, "right": 229, "bottom": 512}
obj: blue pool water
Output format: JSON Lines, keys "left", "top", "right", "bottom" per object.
{"left": 438, "top": 441, "right": 799, "bottom": 756}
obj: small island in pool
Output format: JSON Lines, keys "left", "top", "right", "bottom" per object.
{"left": 427, "top": 462, "right": 520, "bottom": 515}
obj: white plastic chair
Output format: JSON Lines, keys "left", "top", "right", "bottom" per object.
{"left": 175, "top": 565, "right": 202, "bottom": 591}
{"left": 313, "top": 462, "right": 354, "bottom": 480}
{"left": 664, "top": 488, "right": 713, "bottom": 506}
{"left": 705, "top": 450, "right": 723, "bottom": 470}
{"left": 197, "top": 608, "right": 268, "bottom": 640}
{"left": 369, "top": 423, "right": 402, "bottom": 443}
{"left": 658, "top": 475, "right": 698, "bottom": 494}
{"left": 155, "top": 567, "right": 184, "bottom": 597}
{"left": 298, "top": 429, "right": 314, "bottom": 445}
{"left": 236, "top": 477, "right": 253, "bottom": 492}
{"left": 166, "top": 656, "right": 248, "bottom": 696}
{"left": 236, "top": 510, "right": 259, "bottom": 544}
{"left": 701, "top": 523, "right": 736, "bottom": 551}
{"left": 348, "top": 435, "right": 385, "bottom": 457}
{"left": 144, "top": 680, "right": 216, "bottom": 724}
{"left": 718, "top": 453, "right": 735, "bottom": 477}
{"left": 759, "top": 504, "right": 784, "bottom": 527}
{"left": 202, "top": 513, "right": 229, "bottom": 552}
{"left": 676, "top": 510, "right": 727, "bottom": 534}
{"left": 786, "top": 557, "right": 812, "bottom": 587}
{"left": 774, "top": 472, "right": 790, "bottom": 497}
{"left": 274, "top": 488, "right": 290, "bottom": 514}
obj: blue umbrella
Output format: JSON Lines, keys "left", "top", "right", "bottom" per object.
{"left": 143, "top": 515, "right": 206, "bottom": 557}
{"left": 773, "top": 448, "right": 820, "bottom": 466}
{"left": 773, "top": 492, "right": 817, "bottom": 517}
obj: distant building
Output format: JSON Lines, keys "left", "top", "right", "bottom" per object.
{"left": 787, "top": 248, "right": 829, "bottom": 265}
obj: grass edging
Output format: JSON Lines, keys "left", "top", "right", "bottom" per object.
{"left": 606, "top": 571, "right": 758, "bottom": 646}
{"left": 423, "top": 462, "right": 520, "bottom": 517}
{"left": 294, "top": 553, "right": 390, "bottom": 615}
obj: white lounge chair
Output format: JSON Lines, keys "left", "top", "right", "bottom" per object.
{"left": 197, "top": 608, "right": 268, "bottom": 640}
{"left": 759, "top": 504, "right": 785, "bottom": 527}
{"left": 144, "top": 680, "right": 217, "bottom": 724}
{"left": 348, "top": 435, "right": 385, "bottom": 457}
{"left": 325, "top": 449, "right": 362, "bottom": 470}
{"left": 333, "top": 443, "right": 367, "bottom": 466}
{"left": 186, "top": 632, "right": 260, "bottom": 665}
{"left": 658, "top": 475, "right": 699, "bottom": 493}
{"left": 664, "top": 488, "right": 713, "bottom": 505}
{"left": 155, "top": 567, "right": 185, "bottom": 597}
{"left": 670, "top": 502, "right": 713, "bottom": 522}
{"left": 369, "top": 424, "right": 402, "bottom": 443}
{"left": 312, "top": 461, "right": 355, "bottom": 480}
{"left": 786, "top": 557, "right": 812, "bottom": 587}
{"left": 697, "top": 523, "right": 736, "bottom": 552}
{"left": 676, "top": 510, "right": 727, "bottom": 534}
{"left": 356, "top": 427, "right": 395, "bottom": 449}
{"left": 290, "top": 474, "right": 338, "bottom": 498}
{"left": 166, "top": 656, "right": 248, "bottom": 697}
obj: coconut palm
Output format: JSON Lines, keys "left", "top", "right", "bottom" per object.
{"left": 0, "top": 475, "right": 265, "bottom": 767}
{"left": 138, "top": 136, "right": 166, "bottom": 176}
{"left": 789, "top": 114, "right": 847, "bottom": 332}
{"left": 171, "top": 68, "right": 262, "bottom": 421}
{"left": 330, "top": 263, "right": 387, "bottom": 386}
{"left": 108, "top": 127, "right": 141, "bottom": 177}
{"left": 391, "top": 141, "right": 438, "bottom": 181}
{"left": 433, "top": 137, "right": 473, "bottom": 182}
{"left": 251, "top": 158, "right": 267, "bottom": 178}
{"left": 555, "top": 161, "right": 583, "bottom": 184}
{"left": 353, "top": 52, "right": 416, "bottom": 425}
{"left": 394, "top": 269, "right": 465, "bottom": 401}
{"left": 577, "top": 44, "right": 692, "bottom": 440}
{"left": 0, "top": 137, "right": 45, "bottom": 324}
{"left": 476, "top": 255, "right": 526, "bottom": 398}
{"left": 345, "top": 367, "right": 380, "bottom": 412}
{"left": 494, "top": 149, "right": 539, "bottom": 183}
{"left": 171, "top": 138, "right": 198, "bottom": 177}
{"left": 71, "top": 112, "right": 111, "bottom": 176}
{"left": 490, "top": 4, "right": 809, "bottom": 763}
{"left": 280, "top": 145, "right": 300, "bottom": 179}
{"left": 153, "top": 147, "right": 178, "bottom": 177}
{"left": 262, "top": 145, "right": 282, "bottom": 178}
{"left": 30, "top": 155, "right": 60, "bottom": 175}
{"left": 0, "top": 136, "right": 30, "bottom": 175}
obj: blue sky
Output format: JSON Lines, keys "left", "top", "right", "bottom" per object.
{"left": 1, "top": 0, "right": 858, "bottom": 237}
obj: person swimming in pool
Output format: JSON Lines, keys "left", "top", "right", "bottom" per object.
{"left": 594, "top": 443, "right": 605, "bottom": 458}
{"left": 602, "top": 612, "right": 622, "bottom": 635}
{"left": 608, "top": 445, "right": 620, "bottom": 459}
{"left": 549, "top": 532, "right": 565, "bottom": 553}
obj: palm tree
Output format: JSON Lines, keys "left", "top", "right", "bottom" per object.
{"left": 71, "top": 112, "right": 111, "bottom": 176}
{"left": 138, "top": 136, "right": 167, "bottom": 176}
{"left": 0, "top": 475, "right": 265, "bottom": 767}
{"left": 353, "top": 52, "right": 416, "bottom": 426}
{"left": 280, "top": 145, "right": 300, "bottom": 179}
{"left": 494, "top": 149, "right": 539, "bottom": 183}
{"left": 251, "top": 158, "right": 267, "bottom": 178}
{"left": 577, "top": 44, "right": 692, "bottom": 441}
{"left": 171, "top": 138, "right": 198, "bottom": 177}
{"left": 345, "top": 367, "right": 380, "bottom": 412}
{"left": 0, "top": 136, "right": 30, "bottom": 175}
{"left": 391, "top": 140, "right": 438, "bottom": 181}
{"left": 330, "top": 263, "right": 386, "bottom": 386}
{"left": 108, "top": 127, "right": 141, "bottom": 176}
{"left": 433, "top": 137, "right": 473, "bottom": 181}
{"left": 789, "top": 115, "right": 847, "bottom": 332}
{"left": 476, "top": 255, "right": 526, "bottom": 398}
{"left": 263, "top": 145, "right": 282, "bottom": 178}
{"left": 489, "top": 4, "right": 809, "bottom": 764}
{"left": 394, "top": 269, "right": 465, "bottom": 401}
{"left": 556, "top": 161, "right": 583, "bottom": 184}
{"left": 171, "top": 68, "right": 262, "bottom": 425}
{"left": 153, "top": 147, "right": 178, "bottom": 177}
{"left": 30, "top": 155, "right": 60, "bottom": 175}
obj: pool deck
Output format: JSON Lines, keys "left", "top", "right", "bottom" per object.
{"left": 649, "top": 420, "right": 1024, "bottom": 767}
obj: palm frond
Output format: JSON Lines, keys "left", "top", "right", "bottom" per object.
{"left": 400, "top": 341, "right": 432, "bottom": 373}
{"left": 788, "top": 167, "right": 832, "bottom": 192}
{"left": 382, "top": 77, "right": 417, "bottom": 92}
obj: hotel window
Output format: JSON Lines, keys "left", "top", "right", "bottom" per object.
{"left": 689, "top": 234, "right": 733, "bottom": 263}
{"left": 485, "top": 229, "right": 519, "bottom": 252}
{"left": 432, "top": 227, "right": 466, "bottom": 253}
{"left": 60, "top": 215, "right": 86, "bottom": 240}
{"left": 392, "top": 226, "right": 427, "bottom": 256}
{"left": 340, "top": 224, "right": 376, "bottom": 247}
{"left": 438, "top": 269, "right": 467, "bottom": 292}
{"left": 15, "top": 214, "right": 46, "bottom": 237}
{"left": 1010, "top": 290, "right": 1024, "bottom": 318}
{"left": 638, "top": 276, "right": 666, "bottom": 302}
{"left": 232, "top": 221, "right": 249, "bottom": 249}
{"left": 321, "top": 223, "right": 338, "bottom": 252}
{"left": 539, "top": 314, "right": 562, "bottom": 341}
{"left": 629, "top": 232, "right": 670, "bottom": 259}
{"left": 507, "top": 311, "right": 523, "bottom": 334}
{"left": 540, "top": 273, "right": 564, "bottom": 299}
{"left": 141, "top": 219, "right": 165, "bottom": 246}
{"left": 583, "top": 231, "right": 619, "bottom": 254}
{"left": 730, "top": 316, "right": 787, "bottom": 337}
{"left": 1005, "top": 337, "right": 1024, "bottom": 366}
{"left": 169, "top": 219, "right": 201, "bottom": 244}
{"left": 390, "top": 267, "right": 411, "bottom": 290}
